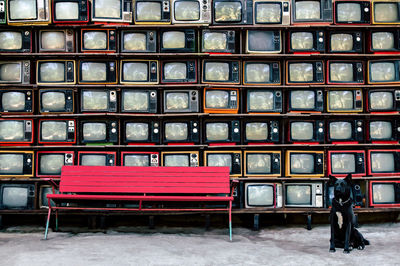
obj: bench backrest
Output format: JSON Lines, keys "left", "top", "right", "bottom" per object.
{"left": 60, "top": 166, "right": 231, "bottom": 194}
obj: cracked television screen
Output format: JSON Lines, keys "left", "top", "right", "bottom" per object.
{"left": 165, "top": 123, "right": 188, "bottom": 141}
{"left": 370, "top": 91, "right": 394, "bottom": 110}
{"left": 123, "top": 62, "right": 148, "bottom": 82}
{"left": 0, "top": 121, "right": 24, "bottom": 141}
{"left": 81, "top": 155, "right": 106, "bottom": 166}
{"left": 0, "top": 154, "right": 24, "bottom": 174}
{"left": 166, "top": 92, "right": 189, "bottom": 110}
{"left": 203, "top": 32, "right": 227, "bottom": 51}
{"left": 41, "top": 31, "right": 66, "bottom": 50}
{"left": 256, "top": 3, "right": 281, "bottom": 23}
{"left": 247, "top": 154, "right": 272, "bottom": 174}
{"left": 331, "top": 153, "right": 356, "bottom": 173}
{"left": 41, "top": 121, "right": 67, "bottom": 141}
{"left": 290, "top": 154, "right": 314, "bottom": 173}
{"left": 206, "top": 123, "right": 229, "bottom": 141}
{"left": 122, "top": 91, "right": 149, "bottom": 111}
{"left": 83, "top": 90, "right": 108, "bottom": 111}
{"left": 247, "top": 185, "right": 273, "bottom": 206}
{"left": 290, "top": 90, "right": 315, "bottom": 109}
{"left": 83, "top": 122, "right": 106, "bottom": 141}
{"left": 81, "top": 62, "right": 106, "bottom": 81}
{"left": 83, "top": 31, "right": 107, "bottom": 50}
{"left": 40, "top": 62, "right": 65, "bottom": 82}
{"left": 295, "top": 1, "right": 320, "bottom": 20}
{"left": 370, "top": 121, "right": 392, "bottom": 139}
{"left": 329, "top": 122, "right": 352, "bottom": 140}
{"left": 164, "top": 62, "right": 187, "bottom": 80}
{"left": 123, "top": 33, "right": 147, "bottom": 51}
{"left": 245, "top": 122, "right": 268, "bottom": 141}
{"left": 164, "top": 155, "right": 189, "bottom": 166}
{"left": 245, "top": 63, "right": 270, "bottom": 83}
{"left": 291, "top": 122, "right": 313, "bottom": 140}
{"left": 9, "top": 0, "right": 37, "bottom": 20}
{"left": 370, "top": 62, "right": 395, "bottom": 82}
{"left": 372, "top": 32, "right": 395, "bottom": 50}
{"left": 124, "top": 154, "right": 150, "bottom": 167}
{"left": 328, "top": 90, "right": 354, "bottom": 110}
{"left": 207, "top": 154, "right": 232, "bottom": 171}
{"left": 163, "top": 31, "right": 185, "bottom": 49}
{"left": 0, "top": 63, "right": 21, "bottom": 82}
{"left": 136, "top": 2, "right": 162, "bottom": 21}
{"left": 291, "top": 32, "right": 313, "bottom": 50}
{"left": 55, "top": 2, "right": 80, "bottom": 20}
{"left": 2, "top": 92, "right": 26, "bottom": 111}
{"left": 248, "top": 91, "right": 274, "bottom": 111}
{"left": 174, "top": 1, "right": 200, "bottom": 20}
{"left": 125, "top": 123, "right": 149, "bottom": 141}
{"left": 94, "top": 0, "right": 121, "bottom": 18}
{"left": 41, "top": 91, "right": 66, "bottom": 111}
{"left": 371, "top": 153, "right": 395, "bottom": 172}
{"left": 289, "top": 63, "right": 313, "bottom": 82}
{"left": 214, "top": 1, "right": 242, "bottom": 22}
{"left": 40, "top": 154, "right": 64, "bottom": 175}
{"left": 205, "top": 62, "right": 229, "bottom": 81}
{"left": 374, "top": 3, "right": 399, "bottom": 22}
{"left": 337, "top": 3, "right": 361, "bottom": 22}
{"left": 247, "top": 31, "right": 276, "bottom": 52}
{"left": 330, "top": 63, "right": 354, "bottom": 82}
{"left": 330, "top": 34, "right": 353, "bottom": 52}
{"left": 205, "top": 90, "right": 229, "bottom": 108}
{"left": 0, "top": 32, "right": 22, "bottom": 50}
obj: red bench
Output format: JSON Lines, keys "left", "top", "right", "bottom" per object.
{"left": 45, "top": 165, "right": 236, "bottom": 240}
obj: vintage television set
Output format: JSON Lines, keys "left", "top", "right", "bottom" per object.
{"left": 80, "top": 120, "right": 118, "bottom": 145}
{"left": 39, "top": 89, "right": 74, "bottom": 114}
{"left": 36, "top": 151, "right": 74, "bottom": 177}
{"left": 326, "top": 89, "right": 363, "bottom": 112}
{"left": 202, "top": 60, "right": 240, "bottom": 84}
{"left": 0, "top": 29, "right": 31, "bottom": 52}
{"left": 163, "top": 120, "right": 200, "bottom": 144}
{"left": 36, "top": 60, "right": 75, "bottom": 85}
{"left": 284, "top": 182, "right": 324, "bottom": 207}
{"left": 245, "top": 30, "right": 282, "bottom": 54}
{"left": 327, "top": 120, "right": 364, "bottom": 143}
{"left": 78, "top": 151, "right": 116, "bottom": 166}
{"left": 0, "top": 119, "right": 33, "bottom": 145}
{"left": 285, "top": 61, "right": 324, "bottom": 85}
{"left": 244, "top": 120, "right": 279, "bottom": 144}
{"left": 0, "top": 184, "right": 35, "bottom": 210}
{"left": 0, "top": 151, "right": 34, "bottom": 178}
{"left": 243, "top": 61, "right": 281, "bottom": 85}
{"left": 334, "top": 0, "right": 371, "bottom": 24}
{"left": 0, "top": 0, "right": 6, "bottom": 23}
{"left": 120, "top": 60, "right": 158, "bottom": 85}
{"left": 39, "top": 29, "right": 74, "bottom": 53}
{"left": 39, "top": 185, "right": 58, "bottom": 208}
{"left": 244, "top": 183, "right": 282, "bottom": 208}
{"left": 134, "top": 0, "right": 171, "bottom": 24}
{"left": 369, "top": 180, "right": 400, "bottom": 207}
{"left": 328, "top": 31, "right": 363, "bottom": 53}
{"left": 0, "top": 60, "right": 30, "bottom": 84}
{"left": 327, "top": 150, "right": 366, "bottom": 177}
{"left": 201, "top": 30, "right": 236, "bottom": 53}
{"left": 204, "top": 150, "right": 242, "bottom": 177}
{"left": 121, "top": 89, "right": 157, "bottom": 113}
{"left": 291, "top": 0, "right": 332, "bottom": 24}
{"left": 372, "top": 0, "right": 400, "bottom": 24}
{"left": 203, "top": 88, "right": 239, "bottom": 114}
{"left": 121, "top": 151, "right": 159, "bottom": 166}
{"left": 327, "top": 61, "right": 364, "bottom": 84}
{"left": 368, "top": 149, "right": 400, "bottom": 176}
{"left": 80, "top": 29, "right": 116, "bottom": 53}
{"left": 161, "top": 60, "right": 197, "bottom": 83}
{"left": 368, "top": 60, "right": 400, "bottom": 84}
{"left": 367, "top": 120, "right": 400, "bottom": 143}
{"left": 246, "top": 89, "right": 283, "bottom": 114}
{"left": 367, "top": 89, "right": 400, "bottom": 113}
{"left": 171, "top": 0, "right": 211, "bottom": 24}
{"left": 287, "top": 30, "right": 325, "bottom": 53}
{"left": 369, "top": 30, "right": 400, "bottom": 53}
{"left": 7, "top": 0, "right": 51, "bottom": 25}
{"left": 120, "top": 30, "right": 157, "bottom": 53}
{"left": 0, "top": 89, "right": 33, "bottom": 114}
{"left": 204, "top": 120, "right": 240, "bottom": 144}
{"left": 212, "top": 0, "right": 253, "bottom": 24}
{"left": 285, "top": 150, "right": 324, "bottom": 177}
{"left": 161, "top": 151, "right": 199, "bottom": 167}
{"left": 288, "top": 120, "right": 324, "bottom": 144}
{"left": 80, "top": 89, "right": 117, "bottom": 113}
{"left": 91, "top": 0, "right": 132, "bottom": 24}
{"left": 287, "top": 89, "right": 324, "bottom": 113}
{"left": 123, "top": 120, "right": 160, "bottom": 145}
{"left": 38, "top": 119, "right": 76, "bottom": 145}
{"left": 161, "top": 29, "right": 196, "bottom": 53}
{"left": 253, "top": 0, "right": 290, "bottom": 25}
{"left": 52, "top": 0, "right": 89, "bottom": 24}
{"left": 163, "top": 90, "right": 199, "bottom": 113}
{"left": 244, "top": 151, "right": 281, "bottom": 177}
{"left": 78, "top": 60, "right": 117, "bottom": 84}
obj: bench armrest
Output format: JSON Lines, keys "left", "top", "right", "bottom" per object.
{"left": 43, "top": 178, "right": 59, "bottom": 191}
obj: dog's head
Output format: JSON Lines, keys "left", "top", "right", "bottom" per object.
{"left": 329, "top": 174, "right": 352, "bottom": 202}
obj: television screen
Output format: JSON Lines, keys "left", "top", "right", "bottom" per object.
{"left": 373, "top": 184, "right": 395, "bottom": 203}
{"left": 330, "top": 33, "right": 354, "bottom": 52}
{"left": 290, "top": 154, "right": 314, "bottom": 173}
{"left": 205, "top": 90, "right": 228, "bottom": 108}
{"left": 0, "top": 121, "right": 24, "bottom": 141}
{"left": 370, "top": 91, "right": 394, "bottom": 110}
{"left": 165, "top": 123, "right": 188, "bottom": 141}
{"left": 330, "top": 63, "right": 354, "bottom": 82}
{"left": 245, "top": 63, "right": 270, "bottom": 83}
{"left": 174, "top": 0, "right": 200, "bottom": 20}
{"left": 289, "top": 63, "right": 313, "bottom": 82}
{"left": 248, "top": 91, "right": 274, "bottom": 111}
{"left": 290, "top": 90, "right": 315, "bottom": 109}
{"left": 370, "top": 121, "right": 392, "bottom": 139}
{"left": 41, "top": 91, "right": 66, "bottom": 112}
{"left": 203, "top": 31, "right": 227, "bottom": 51}
{"left": 331, "top": 153, "right": 356, "bottom": 173}
{"left": 81, "top": 62, "right": 106, "bottom": 81}
{"left": 39, "top": 154, "right": 64, "bottom": 175}
{"left": 94, "top": 0, "right": 121, "bottom": 19}
{"left": 83, "top": 123, "right": 106, "bottom": 141}
{"left": 207, "top": 154, "right": 232, "bottom": 171}
{"left": 329, "top": 122, "right": 352, "bottom": 140}
{"left": 337, "top": 3, "right": 361, "bottom": 22}
{"left": 247, "top": 31, "right": 278, "bottom": 52}
{"left": 247, "top": 185, "right": 273, "bottom": 206}
{"left": 295, "top": 1, "right": 320, "bottom": 20}
{"left": 245, "top": 122, "right": 268, "bottom": 141}
{"left": 166, "top": 92, "right": 189, "bottom": 110}
{"left": 1, "top": 91, "right": 26, "bottom": 111}
{"left": 55, "top": 2, "right": 80, "bottom": 20}
{"left": 82, "top": 90, "right": 108, "bottom": 111}
{"left": 205, "top": 62, "right": 229, "bottom": 81}
{"left": 123, "top": 32, "right": 147, "bottom": 51}
{"left": 39, "top": 62, "right": 65, "bottom": 82}
{"left": 164, "top": 155, "right": 189, "bottom": 166}
{"left": 286, "top": 185, "right": 311, "bottom": 205}
{"left": 164, "top": 62, "right": 187, "bottom": 80}
{"left": 41, "top": 31, "right": 65, "bottom": 50}
{"left": 370, "top": 62, "right": 395, "bottom": 82}
{"left": 0, "top": 31, "right": 22, "bottom": 50}
{"left": 206, "top": 123, "right": 228, "bottom": 141}
{"left": 291, "top": 32, "right": 313, "bottom": 50}
{"left": 0, "top": 63, "right": 21, "bottom": 82}
{"left": 83, "top": 31, "right": 107, "bottom": 50}
{"left": 247, "top": 154, "right": 271, "bottom": 174}
{"left": 291, "top": 122, "right": 313, "bottom": 140}
{"left": 372, "top": 32, "right": 395, "bottom": 50}
{"left": 0, "top": 154, "right": 23, "bottom": 174}
{"left": 374, "top": 3, "right": 399, "bottom": 23}
{"left": 371, "top": 152, "right": 395, "bottom": 172}
{"left": 122, "top": 91, "right": 150, "bottom": 111}
{"left": 214, "top": 1, "right": 242, "bottom": 22}
{"left": 41, "top": 121, "right": 67, "bottom": 141}
{"left": 40, "top": 186, "right": 57, "bottom": 208}
{"left": 9, "top": 0, "right": 37, "bottom": 20}
{"left": 1, "top": 186, "right": 29, "bottom": 208}
{"left": 162, "top": 31, "right": 185, "bottom": 49}
{"left": 136, "top": 2, "right": 162, "bottom": 21}
{"left": 328, "top": 91, "right": 353, "bottom": 110}
{"left": 256, "top": 2, "right": 281, "bottom": 23}
{"left": 125, "top": 123, "right": 149, "bottom": 141}
{"left": 124, "top": 154, "right": 150, "bottom": 166}
{"left": 81, "top": 155, "right": 106, "bottom": 166}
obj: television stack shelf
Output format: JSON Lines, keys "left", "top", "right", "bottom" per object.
{"left": 1, "top": 21, "right": 400, "bottom": 230}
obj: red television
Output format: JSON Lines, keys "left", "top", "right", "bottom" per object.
{"left": 369, "top": 180, "right": 400, "bottom": 208}
{"left": 367, "top": 120, "right": 399, "bottom": 144}
{"left": 36, "top": 151, "right": 74, "bottom": 178}
{"left": 0, "top": 119, "right": 33, "bottom": 146}
{"left": 328, "top": 150, "right": 366, "bottom": 177}
{"left": 367, "top": 149, "right": 400, "bottom": 176}
{"left": 52, "top": 0, "right": 89, "bottom": 24}
{"left": 121, "top": 151, "right": 159, "bottom": 167}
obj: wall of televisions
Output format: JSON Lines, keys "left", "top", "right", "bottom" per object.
{"left": 0, "top": 0, "right": 400, "bottom": 216}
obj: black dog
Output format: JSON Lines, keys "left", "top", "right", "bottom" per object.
{"left": 329, "top": 174, "right": 370, "bottom": 253}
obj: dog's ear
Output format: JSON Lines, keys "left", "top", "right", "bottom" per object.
{"left": 344, "top": 173, "right": 352, "bottom": 184}
{"left": 329, "top": 175, "right": 337, "bottom": 185}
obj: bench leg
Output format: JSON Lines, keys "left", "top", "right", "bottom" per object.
{"left": 55, "top": 210, "right": 59, "bottom": 232}
{"left": 229, "top": 201, "right": 232, "bottom": 242}
{"left": 44, "top": 208, "right": 52, "bottom": 240}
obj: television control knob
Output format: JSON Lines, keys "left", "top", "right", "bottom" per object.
{"left": 193, "top": 123, "right": 197, "bottom": 126}
{"left": 67, "top": 96, "right": 71, "bottom": 100}
{"left": 397, "top": 127, "right": 400, "bottom": 132}
{"left": 284, "top": 2, "right": 288, "bottom": 7}
{"left": 357, "top": 121, "right": 362, "bottom": 126}
{"left": 318, "top": 128, "right": 323, "bottom": 133}
{"left": 273, "top": 128, "right": 278, "bottom": 133}
{"left": 193, "top": 128, "right": 198, "bottom": 133}
{"left": 317, "top": 159, "right": 322, "bottom": 163}
{"left": 154, "top": 123, "right": 159, "bottom": 127}
{"left": 359, "top": 158, "right": 363, "bottom": 162}
{"left": 357, "top": 127, "right": 362, "bottom": 132}
{"left": 27, "top": 97, "right": 31, "bottom": 100}
{"left": 25, "top": 62, "right": 29, "bottom": 67}
{"left": 25, "top": 31, "right": 29, "bottom": 36}
{"left": 111, "top": 128, "right": 116, "bottom": 133}
{"left": 318, "top": 37, "right": 323, "bottom": 42}
{"left": 203, "top": 5, "right": 207, "bottom": 10}
{"left": 111, "top": 122, "right": 116, "bottom": 127}
{"left": 27, "top": 91, "right": 31, "bottom": 96}
{"left": 356, "top": 37, "right": 361, "bottom": 41}
{"left": 234, "top": 128, "right": 239, "bottom": 133}
{"left": 316, "top": 188, "right": 321, "bottom": 194}
{"left": 364, "top": 8, "right": 369, "bottom": 12}
{"left": 154, "top": 129, "right": 159, "bottom": 134}
{"left": 274, "top": 158, "right": 279, "bottom": 162}
{"left": 109, "top": 160, "right": 114, "bottom": 164}
{"left": 27, "top": 159, "right": 31, "bottom": 163}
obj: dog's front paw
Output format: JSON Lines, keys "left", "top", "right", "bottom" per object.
{"left": 357, "top": 245, "right": 365, "bottom": 250}
{"left": 343, "top": 249, "right": 351, "bottom": 254}
{"left": 329, "top": 248, "right": 336, "bottom": 253}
